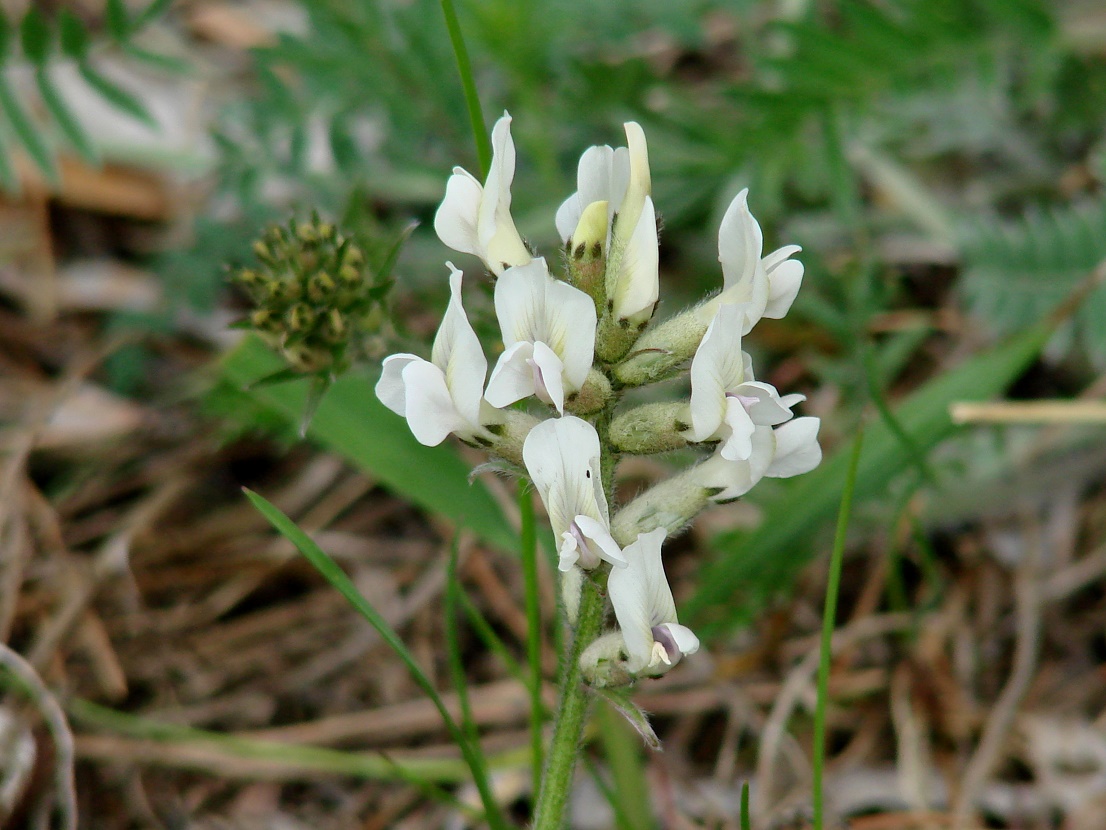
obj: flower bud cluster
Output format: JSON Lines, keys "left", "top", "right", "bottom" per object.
{"left": 233, "top": 216, "right": 387, "bottom": 376}
{"left": 377, "top": 113, "right": 822, "bottom": 686}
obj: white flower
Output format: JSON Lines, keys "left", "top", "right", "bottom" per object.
{"left": 695, "top": 416, "right": 823, "bottom": 502}
{"left": 522, "top": 416, "right": 627, "bottom": 572}
{"left": 376, "top": 264, "right": 500, "bottom": 446}
{"left": 684, "top": 304, "right": 804, "bottom": 461}
{"left": 554, "top": 122, "right": 658, "bottom": 325}
{"left": 433, "top": 112, "right": 532, "bottom": 276}
{"left": 608, "top": 528, "right": 699, "bottom": 674}
{"left": 484, "top": 258, "right": 597, "bottom": 414}
{"left": 699, "top": 188, "right": 804, "bottom": 333}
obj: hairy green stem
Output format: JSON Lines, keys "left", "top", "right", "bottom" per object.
{"left": 519, "top": 483, "right": 545, "bottom": 798}
{"left": 532, "top": 578, "right": 604, "bottom": 828}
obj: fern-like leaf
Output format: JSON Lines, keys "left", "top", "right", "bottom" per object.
{"left": 960, "top": 200, "right": 1106, "bottom": 366}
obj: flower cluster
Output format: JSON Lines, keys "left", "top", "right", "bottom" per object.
{"left": 233, "top": 216, "right": 387, "bottom": 376}
{"left": 377, "top": 113, "right": 821, "bottom": 685}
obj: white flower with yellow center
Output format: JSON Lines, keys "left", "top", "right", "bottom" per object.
{"left": 433, "top": 112, "right": 532, "bottom": 276}
{"left": 485, "top": 258, "right": 597, "bottom": 415}
{"left": 684, "top": 304, "right": 804, "bottom": 461}
{"left": 698, "top": 188, "right": 804, "bottom": 333}
{"left": 522, "top": 416, "right": 626, "bottom": 573}
{"left": 555, "top": 122, "right": 658, "bottom": 325}
{"left": 608, "top": 528, "right": 700, "bottom": 675}
{"left": 375, "top": 264, "right": 500, "bottom": 446}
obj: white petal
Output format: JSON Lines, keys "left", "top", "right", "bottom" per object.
{"left": 686, "top": 304, "right": 746, "bottom": 442}
{"left": 765, "top": 417, "right": 822, "bottom": 478}
{"left": 494, "top": 259, "right": 550, "bottom": 346}
{"left": 611, "top": 123, "right": 650, "bottom": 246}
{"left": 376, "top": 353, "right": 419, "bottom": 416}
{"left": 764, "top": 255, "right": 804, "bottom": 319}
{"left": 731, "top": 380, "right": 796, "bottom": 425}
{"left": 656, "top": 622, "right": 700, "bottom": 657}
{"left": 608, "top": 528, "right": 676, "bottom": 673}
{"left": 433, "top": 265, "right": 489, "bottom": 428}
{"left": 485, "top": 341, "right": 536, "bottom": 408}
{"left": 611, "top": 196, "right": 659, "bottom": 323}
{"left": 542, "top": 278, "right": 597, "bottom": 390}
{"left": 718, "top": 188, "right": 763, "bottom": 294}
{"left": 696, "top": 425, "right": 775, "bottom": 501}
{"left": 522, "top": 416, "right": 608, "bottom": 542}
{"left": 479, "top": 113, "right": 532, "bottom": 274}
{"left": 433, "top": 167, "right": 484, "bottom": 258}
{"left": 719, "top": 396, "right": 757, "bottom": 461}
{"left": 530, "top": 340, "right": 567, "bottom": 412}
{"left": 573, "top": 514, "right": 627, "bottom": 568}
{"left": 400, "top": 360, "right": 468, "bottom": 446}
{"left": 555, "top": 193, "right": 583, "bottom": 244}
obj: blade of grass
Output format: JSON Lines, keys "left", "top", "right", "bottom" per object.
{"left": 460, "top": 590, "right": 527, "bottom": 686}
{"left": 68, "top": 698, "right": 484, "bottom": 784}
{"left": 0, "top": 75, "right": 58, "bottom": 185}
{"left": 445, "top": 539, "right": 508, "bottom": 830}
{"left": 740, "top": 781, "right": 751, "bottom": 830}
{"left": 812, "top": 426, "right": 863, "bottom": 830}
{"left": 243, "top": 489, "right": 510, "bottom": 830}
{"left": 36, "top": 68, "right": 99, "bottom": 165}
{"left": 440, "top": 0, "right": 491, "bottom": 176}
{"left": 519, "top": 482, "right": 544, "bottom": 797}
{"left": 221, "top": 336, "right": 517, "bottom": 555}
{"left": 595, "top": 700, "right": 655, "bottom": 830}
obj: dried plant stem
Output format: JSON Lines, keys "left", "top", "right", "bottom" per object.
{"left": 951, "top": 518, "right": 1043, "bottom": 828}
{"left": 0, "top": 644, "right": 77, "bottom": 830}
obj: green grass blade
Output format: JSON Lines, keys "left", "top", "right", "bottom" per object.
{"left": 68, "top": 697, "right": 476, "bottom": 783}
{"left": 0, "top": 123, "right": 21, "bottom": 193}
{"left": 460, "top": 590, "right": 527, "bottom": 685}
{"left": 243, "top": 488, "right": 509, "bottom": 827}
{"left": 445, "top": 541, "right": 510, "bottom": 830}
{"left": 519, "top": 483, "right": 544, "bottom": 797}
{"left": 0, "top": 75, "right": 58, "bottom": 185}
{"left": 221, "top": 336, "right": 517, "bottom": 554}
{"left": 689, "top": 312, "right": 1059, "bottom": 634}
{"left": 36, "top": 68, "right": 99, "bottom": 165}
{"left": 440, "top": 0, "right": 491, "bottom": 177}
{"left": 812, "top": 427, "right": 863, "bottom": 830}
{"left": 740, "top": 782, "right": 751, "bottom": 830}
{"left": 596, "top": 700, "right": 655, "bottom": 830}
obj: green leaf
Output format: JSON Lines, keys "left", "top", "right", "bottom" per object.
{"left": 445, "top": 543, "right": 510, "bottom": 830}
{"left": 36, "top": 68, "right": 99, "bottom": 165}
{"left": 106, "top": 0, "right": 131, "bottom": 40}
{"left": 0, "top": 123, "right": 21, "bottom": 194}
{"left": 59, "top": 11, "right": 88, "bottom": 59}
{"left": 688, "top": 312, "right": 1060, "bottom": 635}
{"left": 122, "top": 44, "right": 191, "bottom": 75}
{"left": 133, "top": 0, "right": 175, "bottom": 31}
{"left": 19, "top": 7, "right": 51, "bottom": 64}
{"left": 242, "top": 488, "right": 507, "bottom": 827}
{"left": 221, "top": 336, "right": 518, "bottom": 555}
{"left": 78, "top": 61, "right": 157, "bottom": 129}
{"left": 0, "top": 75, "right": 58, "bottom": 185}
{"left": 0, "top": 8, "right": 12, "bottom": 60}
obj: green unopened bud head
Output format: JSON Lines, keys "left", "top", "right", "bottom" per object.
{"left": 250, "top": 308, "right": 280, "bottom": 332}
{"left": 252, "top": 241, "right": 272, "bottom": 261}
{"left": 307, "top": 271, "right": 336, "bottom": 302}
{"left": 296, "top": 222, "right": 318, "bottom": 243}
{"left": 282, "top": 341, "right": 333, "bottom": 373}
{"left": 322, "top": 308, "right": 347, "bottom": 343}
{"left": 339, "top": 264, "right": 361, "bottom": 284}
{"left": 287, "top": 302, "right": 316, "bottom": 332}
{"left": 342, "top": 246, "right": 365, "bottom": 269}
